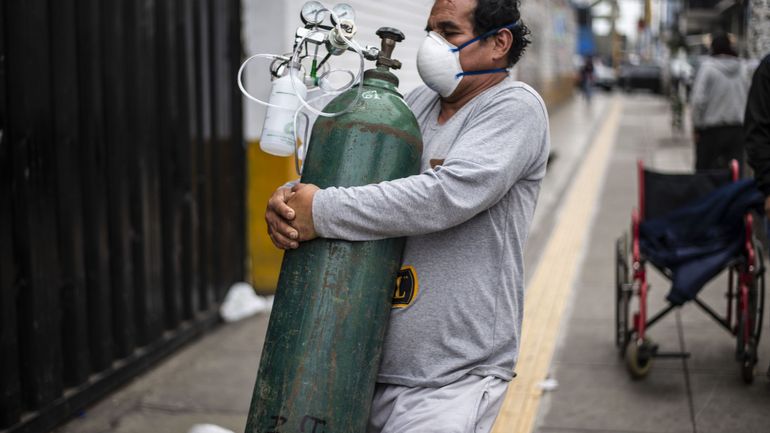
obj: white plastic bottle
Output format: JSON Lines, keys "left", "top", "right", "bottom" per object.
{"left": 259, "top": 72, "right": 307, "bottom": 157}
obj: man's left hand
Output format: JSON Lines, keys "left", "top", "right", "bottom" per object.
{"left": 287, "top": 183, "right": 320, "bottom": 241}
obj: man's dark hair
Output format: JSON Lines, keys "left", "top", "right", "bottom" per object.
{"left": 472, "top": 0, "right": 532, "bottom": 67}
{"left": 711, "top": 32, "right": 736, "bottom": 57}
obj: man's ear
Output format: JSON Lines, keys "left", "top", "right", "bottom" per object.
{"left": 492, "top": 29, "right": 513, "bottom": 63}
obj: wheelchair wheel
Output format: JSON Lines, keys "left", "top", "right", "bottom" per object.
{"left": 735, "top": 239, "right": 765, "bottom": 384}
{"left": 626, "top": 336, "right": 655, "bottom": 380}
{"left": 615, "top": 234, "right": 631, "bottom": 356}
{"left": 753, "top": 240, "right": 765, "bottom": 343}
{"left": 739, "top": 334, "right": 757, "bottom": 384}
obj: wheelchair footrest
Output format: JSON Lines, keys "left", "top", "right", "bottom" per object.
{"left": 652, "top": 351, "right": 691, "bottom": 359}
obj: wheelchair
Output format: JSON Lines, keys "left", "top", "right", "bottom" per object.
{"left": 615, "top": 160, "right": 766, "bottom": 383}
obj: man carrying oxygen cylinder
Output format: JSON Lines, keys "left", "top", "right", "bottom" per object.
{"left": 266, "top": 0, "right": 550, "bottom": 431}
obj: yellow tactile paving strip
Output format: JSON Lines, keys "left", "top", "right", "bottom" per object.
{"left": 492, "top": 96, "right": 623, "bottom": 433}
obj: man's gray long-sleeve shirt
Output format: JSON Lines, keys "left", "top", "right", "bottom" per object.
{"left": 312, "top": 78, "right": 550, "bottom": 387}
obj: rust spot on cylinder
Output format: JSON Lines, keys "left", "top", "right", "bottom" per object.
{"left": 357, "top": 122, "right": 423, "bottom": 153}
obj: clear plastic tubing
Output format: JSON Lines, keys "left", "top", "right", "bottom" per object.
{"left": 237, "top": 1, "right": 367, "bottom": 164}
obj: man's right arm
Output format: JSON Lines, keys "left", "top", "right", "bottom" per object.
{"left": 312, "top": 90, "right": 549, "bottom": 241}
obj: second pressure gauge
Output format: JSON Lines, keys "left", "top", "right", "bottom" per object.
{"left": 331, "top": 3, "right": 355, "bottom": 26}
{"left": 300, "top": 1, "right": 328, "bottom": 25}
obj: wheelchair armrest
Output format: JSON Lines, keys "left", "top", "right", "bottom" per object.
{"left": 632, "top": 207, "right": 641, "bottom": 265}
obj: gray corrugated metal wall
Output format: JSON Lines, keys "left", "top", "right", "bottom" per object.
{"left": 0, "top": 1, "right": 244, "bottom": 432}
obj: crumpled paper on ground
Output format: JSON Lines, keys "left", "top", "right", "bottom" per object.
{"left": 187, "top": 424, "right": 235, "bottom": 433}
{"left": 219, "top": 282, "right": 274, "bottom": 322}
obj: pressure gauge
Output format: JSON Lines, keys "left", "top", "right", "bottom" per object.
{"left": 300, "top": 1, "right": 327, "bottom": 25}
{"left": 330, "top": 4, "right": 355, "bottom": 26}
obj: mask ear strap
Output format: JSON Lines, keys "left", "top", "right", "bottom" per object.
{"left": 455, "top": 68, "right": 509, "bottom": 79}
{"left": 451, "top": 19, "right": 522, "bottom": 53}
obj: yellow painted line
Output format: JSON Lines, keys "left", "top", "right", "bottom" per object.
{"left": 492, "top": 96, "right": 623, "bottom": 433}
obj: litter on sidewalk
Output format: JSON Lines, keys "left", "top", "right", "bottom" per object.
{"left": 188, "top": 424, "right": 235, "bottom": 433}
{"left": 219, "top": 282, "right": 274, "bottom": 322}
{"left": 538, "top": 377, "right": 559, "bottom": 392}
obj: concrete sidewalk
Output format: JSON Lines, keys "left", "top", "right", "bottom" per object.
{"left": 534, "top": 93, "right": 770, "bottom": 433}
{"left": 53, "top": 313, "right": 270, "bottom": 433}
{"left": 52, "top": 91, "right": 650, "bottom": 433}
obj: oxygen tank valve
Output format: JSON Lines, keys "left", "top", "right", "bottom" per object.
{"left": 328, "top": 19, "right": 357, "bottom": 55}
{"left": 375, "top": 27, "right": 404, "bottom": 70}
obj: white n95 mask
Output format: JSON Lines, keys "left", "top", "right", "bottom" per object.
{"left": 417, "top": 32, "right": 465, "bottom": 97}
{"left": 416, "top": 21, "right": 521, "bottom": 98}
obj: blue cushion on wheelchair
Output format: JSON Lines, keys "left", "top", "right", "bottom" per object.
{"left": 639, "top": 179, "right": 764, "bottom": 306}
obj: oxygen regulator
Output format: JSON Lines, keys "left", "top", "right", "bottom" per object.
{"left": 238, "top": 1, "right": 401, "bottom": 168}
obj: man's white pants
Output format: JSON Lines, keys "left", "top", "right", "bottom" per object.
{"left": 367, "top": 375, "right": 509, "bottom": 433}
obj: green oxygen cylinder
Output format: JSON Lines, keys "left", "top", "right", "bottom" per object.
{"left": 245, "top": 28, "right": 422, "bottom": 433}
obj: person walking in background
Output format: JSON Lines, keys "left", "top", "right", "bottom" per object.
{"left": 670, "top": 48, "right": 693, "bottom": 132}
{"left": 580, "top": 55, "right": 594, "bottom": 102}
{"left": 691, "top": 33, "right": 750, "bottom": 171}
{"left": 744, "top": 53, "right": 770, "bottom": 376}
{"left": 746, "top": 54, "right": 770, "bottom": 213}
